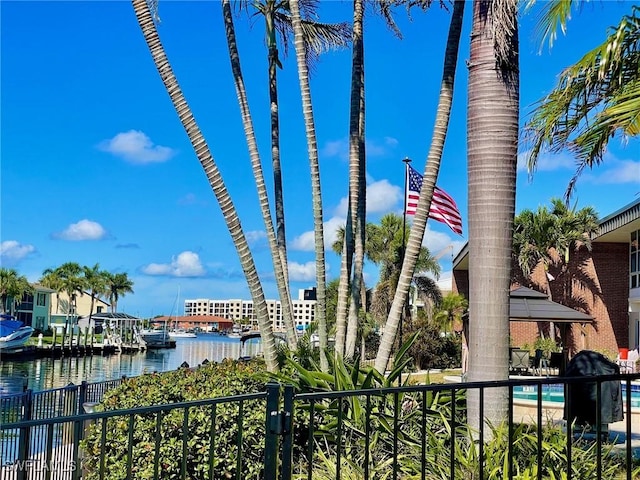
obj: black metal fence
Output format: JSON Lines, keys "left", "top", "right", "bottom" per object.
{"left": 2, "top": 374, "right": 640, "bottom": 480}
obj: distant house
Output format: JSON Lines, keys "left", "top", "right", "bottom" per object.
{"left": 49, "top": 291, "right": 110, "bottom": 329}
{"left": 452, "top": 198, "right": 640, "bottom": 356}
{"left": 13, "top": 284, "right": 56, "bottom": 331}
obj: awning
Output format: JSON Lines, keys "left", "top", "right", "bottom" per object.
{"left": 509, "top": 286, "right": 593, "bottom": 323}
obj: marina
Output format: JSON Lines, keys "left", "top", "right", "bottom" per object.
{"left": 0, "top": 334, "right": 263, "bottom": 395}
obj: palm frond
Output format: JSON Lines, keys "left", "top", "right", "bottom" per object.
{"left": 524, "top": 6, "right": 640, "bottom": 198}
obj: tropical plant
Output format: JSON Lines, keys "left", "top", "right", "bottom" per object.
{"left": 83, "top": 263, "right": 108, "bottom": 323}
{"left": 39, "top": 269, "right": 64, "bottom": 315}
{"left": 375, "top": 0, "right": 465, "bottom": 374}
{"left": 513, "top": 197, "right": 600, "bottom": 340}
{"left": 431, "top": 291, "right": 467, "bottom": 334}
{"left": 48, "top": 262, "right": 85, "bottom": 329}
{"left": 132, "top": 0, "right": 279, "bottom": 372}
{"left": 0, "top": 268, "right": 33, "bottom": 315}
{"left": 524, "top": 3, "right": 640, "bottom": 201}
{"left": 104, "top": 272, "right": 134, "bottom": 314}
{"left": 464, "top": 0, "right": 519, "bottom": 434}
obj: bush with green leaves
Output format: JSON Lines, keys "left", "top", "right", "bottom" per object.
{"left": 81, "top": 359, "right": 272, "bottom": 480}
{"left": 407, "top": 322, "right": 461, "bottom": 370}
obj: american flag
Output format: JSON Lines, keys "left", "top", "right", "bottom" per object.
{"left": 405, "top": 164, "right": 463, "bottom": 235}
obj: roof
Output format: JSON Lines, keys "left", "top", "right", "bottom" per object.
{"left": 89, "top": 312, "right": 141, "bottom": 320}
{"left": 509, "top": 286, "right": 593, "bottom": 323}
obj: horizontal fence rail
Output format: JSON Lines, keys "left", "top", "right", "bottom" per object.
{"left": 2, "top": 374, "right": 640, "bottom": 479}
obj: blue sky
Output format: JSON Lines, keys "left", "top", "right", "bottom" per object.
{"left": 2, "top": 1, "right": 638, "bottom": 318}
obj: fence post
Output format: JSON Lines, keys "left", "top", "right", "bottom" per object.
{"left": 17, "top": 389, "right": 33, "bottom": 480}
{"left": 79, "top": 381, "right": 88, "bottom": 415}
{"left": 280, "top": 385, "right": 295, "bottom": 480}
{"left": 264, "top": 382, "right": 281, "bottom": 479}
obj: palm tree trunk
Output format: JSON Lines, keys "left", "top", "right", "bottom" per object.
{"left": 266, "top": 2, "right": 292, "bottom": 300}
{"left": 132, "top": 0, "right": 279, "bottom": 372}
{"left": 466, "top": 0, "right": 519, "bottom": 435}
{"left": 334, "top": 228, "right": 352, "bottom": 356}
{"left": 345, "top": 0, "right": 366, "bottom": 359}
{"left": 288, "top": 0, "right": 328, "bottom": 372}
{"left": 375, "top": 0, "right": 465, "bottom": 373}
{"left": 222, "top": 0, "right": 297, "bottom": 350}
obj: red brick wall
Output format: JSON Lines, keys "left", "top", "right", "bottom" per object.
{"left": 453, "top": 242, "right": 629, "bottom": 356}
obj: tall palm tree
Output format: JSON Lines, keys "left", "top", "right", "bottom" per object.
{"left": 132, "top": 0, "right": 279, "bottom": 372}
{"left": 465, "top": 0, "right": 519, "bottom": 434}
{"left": 343, "top": 0, "right": 367, "bottom": 361}
{"left": 83, "top": 263, "right": 108, "bottom": 324}
{"left": 222, "top": 0, "right": 297, "bottom": 349}
{"left": 524, "top": 3, "right": 640, "bottom": 201}
{"left": 0, "top": 268, "right": 33, "bottom": 315}
{"left": 240, "top": 0, "right": 350, "bottom": 290}
{"left": 104, "top": 272, "right": 134, "bottom": 314}
{"left": 374, "top": 0, "right": 466, "bottom": 374}
{"left": 288, "top": 0, "right": 329, "bottom": 371}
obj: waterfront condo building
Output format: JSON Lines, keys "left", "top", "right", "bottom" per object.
{"left": 184, "top": 287, "right": 317, "bottom": 333}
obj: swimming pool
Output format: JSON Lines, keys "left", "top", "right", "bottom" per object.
{"left": 513, "top": 383, "right": 640, "bottom": 408}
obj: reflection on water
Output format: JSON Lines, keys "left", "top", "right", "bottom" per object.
{"left": 0, "top": 335, "right": 262, "bottom": 395}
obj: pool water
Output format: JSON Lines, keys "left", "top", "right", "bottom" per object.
{"left": 513, "top": 384, "right": 640, "bottom": 409}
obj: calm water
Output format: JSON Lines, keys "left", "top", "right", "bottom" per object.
{"left": 0, "top": 334, "right": 263, "bottom": 395}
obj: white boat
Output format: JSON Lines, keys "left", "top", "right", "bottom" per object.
{"left": 170, "top": 329, "right": 197, "bottom": 338}
{"left": 140, "top": 328, "right": 175, "bottom": 348}
{"left": 0, "top": 314, "right": 34, "bottom": 351}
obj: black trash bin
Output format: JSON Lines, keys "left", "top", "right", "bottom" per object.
{"left": 563, "top": 350, "right": 623, "bottom": 434}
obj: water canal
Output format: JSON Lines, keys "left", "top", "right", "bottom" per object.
{"left": 0, "top": 335, "right": 263, "bottom": 395}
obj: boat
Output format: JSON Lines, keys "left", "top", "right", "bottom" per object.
{"left": 227, "top": 324, "right": 242, "bottom": 339}
{"left": 140, "top": 323, "right": 176, "bottom": 349}
{"left": 0, "top": 314, "right": 34, "bottom": 351}
{"left": 170, "top": 329, "right": 197, "bottom": 338}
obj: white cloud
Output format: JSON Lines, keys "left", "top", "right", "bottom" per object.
{"left": 246, "top": 230, "right": 267, "bottom": 244}
{"left": 98, "top": 130, "right": 175, "bottom": 164}
{"left": 142, "top": 251, "right": 206, "bottom": 277}
{"left": 418, "top": 224, "right": 465, "bottom": 259}
{"left": 517, "top": 150, "right": 576, "bottom": 172}
{"left": 54, "top": 219, "right": 107, "bottom": 241}
{"left": 288, "top": 261, "right": 317, "bottom": 282}
{"left": 290, "top": 216, "right": 345, "bottom": 252}
{"left": 582, "top": 160, "right": 640, "bottom": 185}
{"left": 335, "top": 179, "right": 402, "bottom": 217}
{"left": 0, "top": 240, "right": 36, "bottom": 266}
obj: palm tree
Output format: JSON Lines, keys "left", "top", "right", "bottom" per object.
{"left": 513, "top": 198, "right": 599, "bottom": 339}
{"left": 432, "top": 292, "right": 468, "bottom": 335}
{"left": 132, "top": 0, "right": 279, "bottom": 372}
{"left": 83, "top": 263, "right": 108, "bottom": 324}
{"left": 222, "top": 0, "right": 297, "bottom": 349}
{"left": 464, "top": 0, "right": 519, "bottom": 434}
{"left": 524, "top": 3, "right": 640, "bottom": 201}
{"left": 104, "top": 272, "right": 134, "bottom": 314}
{"left": 40, "top": 269, "right": 64, "bottom": 314}
{"left": 288, "top": 0, "right": 329, "bottom": 371}
{"left": 0, "top": 268, "right": 33, "bottom": 315}
{"left": 374, "top": 0, "right": 466, "bottom": 374}
{"left": 53, "top": 262, "right": 85, "bottom": 330}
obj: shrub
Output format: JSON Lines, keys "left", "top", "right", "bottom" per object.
{"left": 81, "top": 359, "right": 270, "bottom": 480}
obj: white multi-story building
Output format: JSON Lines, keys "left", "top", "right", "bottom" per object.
{"left": 184, "top": 288, "right": 316, "bottom": 333}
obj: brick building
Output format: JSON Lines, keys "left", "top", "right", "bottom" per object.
{"left": 452, "top": 198, "right": 640, "bottom": 357}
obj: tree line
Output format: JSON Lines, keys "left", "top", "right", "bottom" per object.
{"left": 0, "top": 264, "right": 134, "bottom": 319}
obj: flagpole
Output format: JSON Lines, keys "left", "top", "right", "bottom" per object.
{"left": 399, "top": 157, "right": 411, "bottom": 379}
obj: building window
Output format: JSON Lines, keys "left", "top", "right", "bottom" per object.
{"left": 36, "top": 293, "right": 47, "bottom": 306}
{"left": 632, "top": 230, "right": 639, "bottom": 290}
{"left": 97, "top": 306, "right": 104, "bottom": 313}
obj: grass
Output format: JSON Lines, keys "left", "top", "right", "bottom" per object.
{"left": 407, "top": 369, "right": 461, "bottom": 385}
